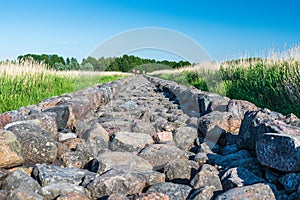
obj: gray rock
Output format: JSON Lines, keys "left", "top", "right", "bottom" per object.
{"left": 101, "top": 120, "right": 133, "bottom": 134}
{"left": 0, "top": 190, "right": 7, "bottom": 199}
{"left": 213, "top": 150, "right": 263, "bottom": 177}
{"left": 8, "top": 188, "right": 45, "bottom": 200}
{"left": 38, "top": 95, "right": 70, "bottom": 109}
{"left": 214, "top": 183, "right": 276, "bottom": 200}
{"left": 42, "top": 182, "right": 87, "bottom": 200}
{"left": 237, "top": 109, "right": 272, "bottom": 151}
{"left": 81, "top": 123, "right": 109, "bottom": 142}
{"left": 2, "top": 170, "right": 42, "bottom": 195}
{"left": 173, "top": 126, "right": 197, "bottom": 150}
{"left": 197, "top": 142, "right": 214, "bottom": 154}
{"left": 279, "top": 173, "right": 300, "bottom": 193}
{"left": 4, "top": 121, "right": 57, "bottom": 164}
{"left": 133, "top": 170, "right": 165, "bottom": 187}
{"left": 173, "top": 113, "right": 190, "bottom": 124}
{"left": 107, "top": 194, "right": 129, "bottom": 200}
{"left": 0, "top": 130, "right": 24, "bottom": 168}
{"left": 198, "top": 111, "right": 241, "bottom": 146}
{"left": 146, "top": 182, "right": 192, "bottom": 200}
{"left": 23, "top": 112, "right": 58, "bottom": 140}
{"left": 120, "top": 100, "right": 138, "bottom": 110}
{"left": 237, "top": 109, "right": 298, "bottom": 152}
{"left": 190, "top": 164, "right": 223, "bottom": 191}
{"left": 86, "top": 169, "right": 146, "bottom": 199}
{"left": 194, "top": 152, "right": 212, "bottom": 166}
{"left": 153, "top": 117, "right": 171, "bottom": 132}
{"left": 285, "top": 113, "right": 300, "bottom": 127}
{"left": 0, "top": 169, "right": 9, "bottom": 189}
{"left": 191, "top": 186, "right": 216, "bottom": 200}
{"left": 97, "top": 151, "right": 153, "bottom": 173}
{"left": 32, "top": 164, "right": 95, "bottom": 186}
{"left": 256, "top": 132, "right": 300, "bottom": 172}
{"left": 64, "top": 98, "right": 94, "bottom": 130}
{"left": 60, "top": 151, "right": 87, "bottom": 168}
{"left": 109, "top": 131, "right": 153, "bottom": 152}
{"left": 164, "top": 159, "right": 199, "bottom": 184}
{"left": 58, "top": 132, "right": 77, "bottom": 142}
{"left": 186, "top": 117, "right": 198, "bottom": 127}
{"left": 43, "top": 105, "right": 69, "bottom": 131}
{"left": 139, "top": 144, "right": 187, "bottom": 170}
{"left": 226, "top": 99, "right": 258, "bottom": 120}
{"left": 131, "top": 120, "right": 157, "bottom": 136}
{"left": 220, "top": 167, "right": 265, "bottom": 190}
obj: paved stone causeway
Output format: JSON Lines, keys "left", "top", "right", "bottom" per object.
{"left": 0, "top": 75, "right": 300, "bottom": 199}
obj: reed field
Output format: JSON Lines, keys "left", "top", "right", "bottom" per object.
{"left": 0, "top": 60, "right": 127, "bottom": 113}
{"left": 153, "top": 46, "right": 300, "bottom": 117}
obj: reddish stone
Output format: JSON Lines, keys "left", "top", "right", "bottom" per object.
{"left": 63, "top": 138, "right": 83, "bottom": 150}
{"left": 0, "top": 113, "right": 12, "bottom": 129}
{"left": 155, "top": 132, "right": 173, "bottom": 143}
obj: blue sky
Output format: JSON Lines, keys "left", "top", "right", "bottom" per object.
{"left": 0, "top": 0, "right": 299, "bottom": 62}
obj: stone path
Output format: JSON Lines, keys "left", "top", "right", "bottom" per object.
{"left": 0, "top": 75, "right": 300, "bottom": 199}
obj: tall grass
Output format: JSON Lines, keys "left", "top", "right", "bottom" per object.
{"left": 220, "top": 59, "right": 300, "bottom": 116}
{"left": 0, "top": 60, "right": 127, "bottom": 113}
{"left": 154, "top": 46, "right": 300, "bottom": 117}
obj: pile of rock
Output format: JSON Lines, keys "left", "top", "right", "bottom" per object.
{"left": 0, "top": 75, "right": 299, "bottom": 200}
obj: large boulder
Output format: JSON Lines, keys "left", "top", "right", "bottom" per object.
{"left": 4, "top": 121, "right": 57, "bottom": 164}
{"left": 139, "top": 144, "right": 187, "bottom": 170}
{"left": 81, "top": 122, "right": 109, "bottom": 142}
{"left": 198, "top": 111, "right": 241, "bottom": 143}
{"left": 173, "top": 126, "right": 198, "bottom": 150}
{"left": 226, "top": 99, "right": 258, "bottom": 120}
{"left": 2, "top": 170, "right": 43, "bottom": 195}
{"left": 134, "top": 170, "right": 165, "bottom": 187}
{"left": 97, "top": 152, "right": 153, "bottom": 173}
{"left": 237, "top": 109, "right": 297, "bottom": 151}
{"left": 256, "top": 132, "right": 300, "bottom": 172}
{"left": 42, "top": 105, "right": 69, "bottom": 131}
{"left": 32, "top": 164, "right": 95, "bottom": 186}
{"left": 131, "top": 120, "right": 157, "bottom": 136}
{"left": 86, "top": 169, "right": 146, "bottom": 199}
{"left": 109, "top": 132, "right": 153, "bottom": 152}
{"left": 220, "top": 167, "right": 265, "bottom": 190}
{"left": 0, "top": 130, "right": 24, "bottom": 168}
{"left": 23, "top": 112, "right": 58, "bottom": 140}
{"left": 190, "top": 164, "right": 222, "bottom": 191}
{"left": 163, "top": 159, "right": 199, "bottom": 184}
{"left": 62, "top": 98, "right": 94, "bottom": 130}
{"left": 42, "top": 182, "right": 87, "bottom": 200}
{"left": 101, "top": 120, "right": 133, "bottom": 135}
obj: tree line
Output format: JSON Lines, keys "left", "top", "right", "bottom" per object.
{"left": 17, "top": 54, "right": 191, "bottom": 72}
